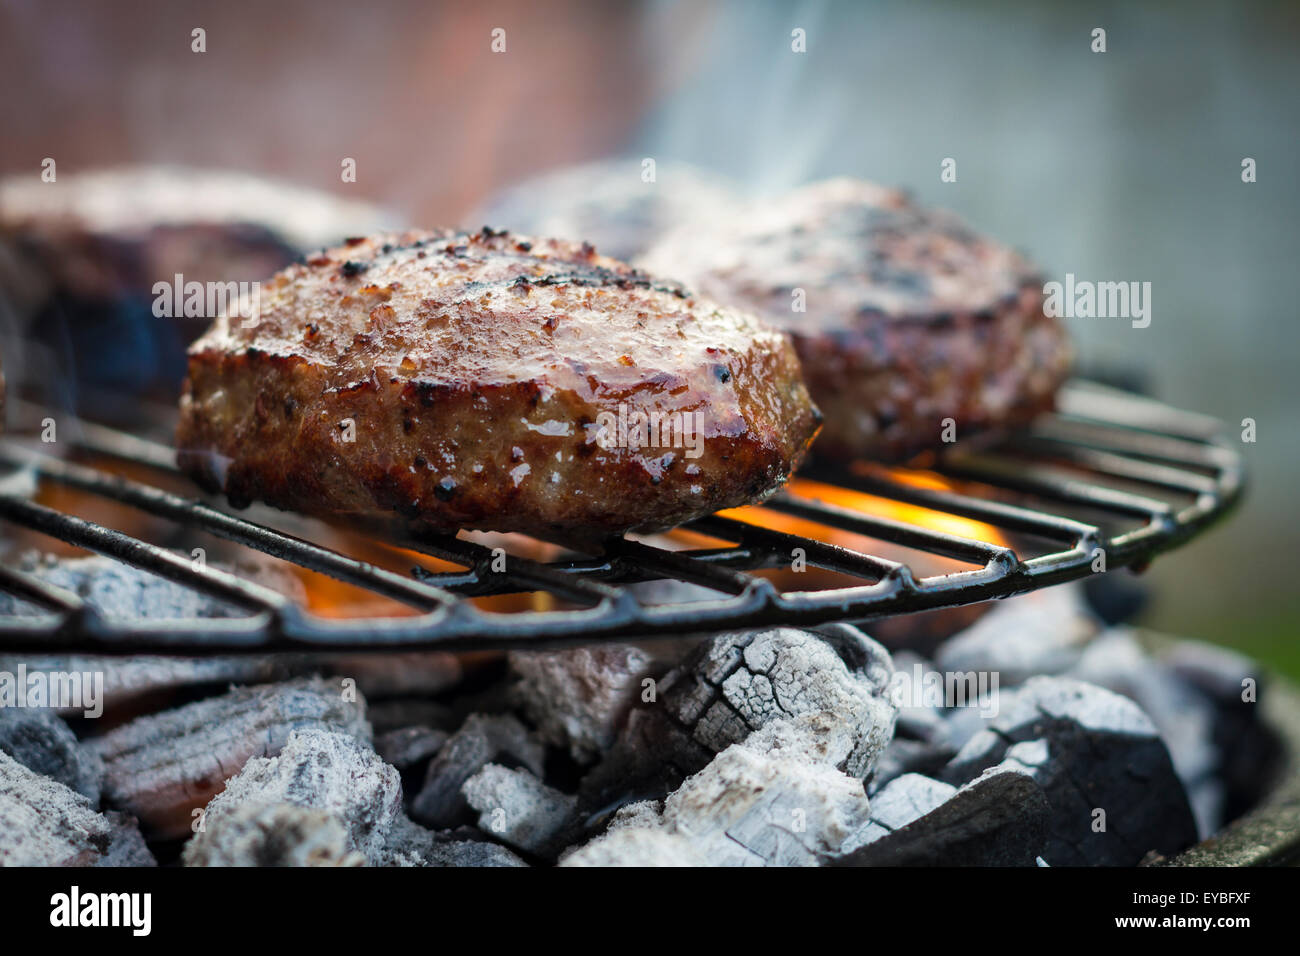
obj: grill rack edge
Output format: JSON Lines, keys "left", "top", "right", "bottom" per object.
{"left": 0, "top": 381, "right": 1245, "bottom": 655}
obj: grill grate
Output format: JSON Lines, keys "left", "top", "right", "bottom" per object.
{"left": 0, "top": 381, "right": 1243, "bottom": 655}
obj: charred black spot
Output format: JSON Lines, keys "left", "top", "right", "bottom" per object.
{"left": 341, "top": 260, "right": 368, "bottom": 278}
{"left": 713, "top": 364, "right": 732, "bottom": 384}
{"left": 414, "top": 455, "right": 426, "bottom": 468}
{"left": 434, "top": 476, "right": 457, "bottom": 501}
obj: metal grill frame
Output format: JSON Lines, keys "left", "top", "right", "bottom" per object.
{"left": 0, "top": 381, "right": 1243, "bottom": 655}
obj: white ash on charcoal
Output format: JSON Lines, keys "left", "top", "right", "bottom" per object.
{"left": 184, "top": 803, "right": 364, "bottom": 867}
{"left": 184, "top": 729, "right": 400, "bottom": 866}
{"left": 566, "top": 713, "right": 875, "bottom": 867}
{"left": 380, "top": 815, "right": 528, "bottom": 867}
{"left": 462, "top": 764, "right": 579, "bottom": 858}
{"left": 852, "top": 773, "right": 957, "bottom": 845}
{"left": 835, "top": 763, "right": 1052, "bottom": 866}
{"left": 561, "top": 825, "right": 708, "bottom": 867}
{"left": 90, "top": 677, "right": 369, "bottom": 840}
{"left": 933, "top": 584, "right": 1099, "bottom": 686}
{"left": 940, "top": 676, "right": 1198, "bottom": 866}
{"left": 0, "top": 750, "right": 154, "bottom": 866}
{"left": 409, "top": 712, "right": 547, "bottom": 828}
{"left": 507, "top": 643, "right": 657, "bottom": 764}
{"left": 0, "top": 551, "right": 306, "bottom": 619}
{"left": 580, "top": 625, "right": 897, "bottom": 811}
{"left": 0, "top": 706, "right": 102, "bottom": 802}
{"left": 1065, "top": 629, "right": 1221, "bottom": 836}
{"left": 1160, "top": 639, "right": 1281, "bottom": 821}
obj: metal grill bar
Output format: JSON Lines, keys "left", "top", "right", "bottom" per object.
{"left": 0, "top": 382, "right": 1243, "bottom": 654}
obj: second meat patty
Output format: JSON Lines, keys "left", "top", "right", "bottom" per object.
{"left": 641, "top": 178, "right": 1072, "bottom": 462}
{"left": 177, "top": 229, "right": 821, "bottom": 539}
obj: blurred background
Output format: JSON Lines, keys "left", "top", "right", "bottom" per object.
{"left": 1, "top": 0, "right": 1296, "bottom": 672}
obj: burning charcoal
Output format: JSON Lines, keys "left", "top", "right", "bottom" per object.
{"left": 0, "top": 707, "right": 102, "bottom": 803}
{"left": 185, "top": 804, "right": 363, "bottom": 867}
{"left": 374, "top": 726, "right": 448, "bottom": 771}
{"left": 933, "top": 584, "right": 1099, "bottom": 686}
{"left": 582, "top": 626, "right": 897, "bottom": 808}
{"left": 91, "top": 677, "right": 369, "bottom": 839}
{"left": 940, "top": 676, "right": 1198, "bottom": 866}
{"left": 0, "top": 750, "right": 155, "bottom": 866}
{"left": 462, "top": 764, "right": 578, "bottom": 859}
{"left": 854, "top": 773, "right": 957, "bottom": 844}
{"left": 184, "top": 729, "right": 400, "bottom": 867}
{"left": 1065, "top": 630, "right": 1220, "bottom": 835}
{"left": 1161, "top": 639, "right": 1281, "bottom": 821}
{"left": 836, "top": 764, "right": 1050, "bottom": 866}
{"left": 868, "top": 737, "right": 955, "bottom": 795}
{"left": 508, "top": 644, "right": 656, "bottom": 764}
{"left": 560, "top": 827, "right": 709, "bottom": 867}
{"left": 0, "top": 552, "right": 305, "bottom": 620}
{"left": 410, "top": 713, "right": 546, "bottom": 828}
{"left": 600, "top": 715, "right": 875, "bottom": 866}
{"left": 379, "top": 814, "right": 528, "bottom": 867}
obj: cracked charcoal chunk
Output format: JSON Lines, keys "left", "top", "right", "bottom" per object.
{"left": 854, "top": 773, "right": 957, "bottom": 845}
{"left": 462, "top": 764, "right": 578, "bottom": 858}
{"left": 91, "top": 677, "right": 370, "bottom": 840}
{"left": 409, "top": 713, "right": 546, "bottom": 828}
{"left": 940, "top": 676, "right": 1197, "bottom": 866}
{"left": 379, "top": 814, "right": 528, "bottom": 867}
{"left": 594, "top": 716, "right": 874, "bottom": 867}
{"left": 560, "top": 827, "right": 709, "bottom": 867}
{"left": 0, "top": 750, "right": 155, "bottom": 866}
{"left": 835, "top": 763, "right": 1050, "bottom": 866}
{"left": 0, "top": 707, "right": 102, "bottom": 803}
{"left": 582, "top": 626, "right": 897, "bottom": 809}
{"left": 183, "top": 729, "right": 400, "bottom": 867}
{"left": 508, "top": 644, "right": 656, "bottom": 764}
{"left": 185, "top": 803, "right": 364, "bottom": 867}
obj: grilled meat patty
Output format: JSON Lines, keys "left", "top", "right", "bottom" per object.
{"left": 640, "top": 178, "right": 1071, "bottom": 462}
{"left": 0, "top": 166, "right": 390, "bottom": 400}
{"left": 177, "top": 229, "right": 821, "bottom": 538}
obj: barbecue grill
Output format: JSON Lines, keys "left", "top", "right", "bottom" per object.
{"left": 0, "top": 379, "right": 1243, "bottom": 656}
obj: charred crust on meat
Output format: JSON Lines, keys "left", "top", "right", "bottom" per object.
{"left": 176, "top": 229, "right": 821, "bottom": 536}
